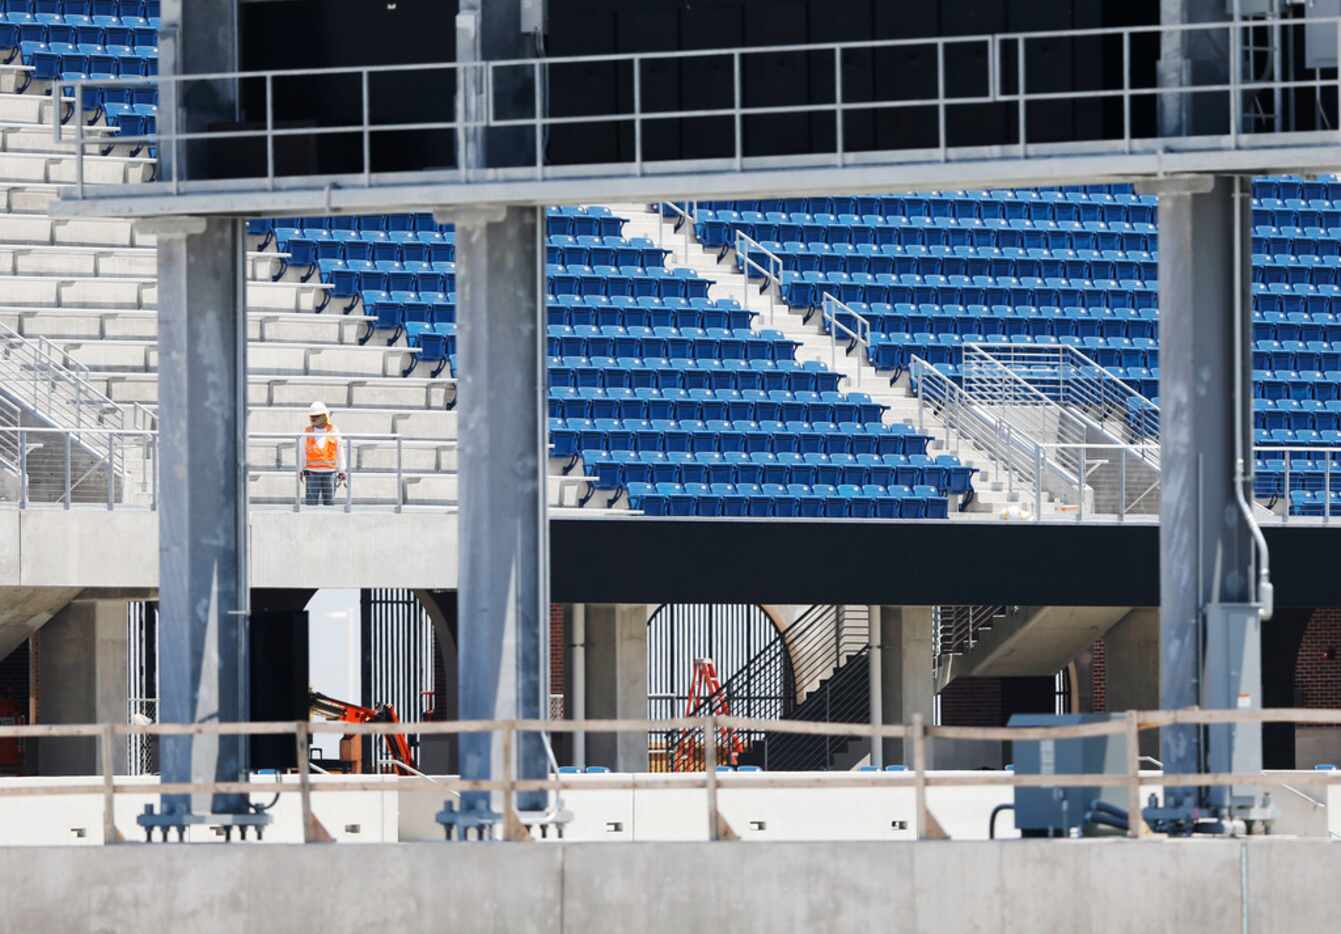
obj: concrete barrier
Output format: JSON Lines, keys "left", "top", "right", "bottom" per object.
{"left": 0, "top": 838, "right": 1336, "bottom": 932}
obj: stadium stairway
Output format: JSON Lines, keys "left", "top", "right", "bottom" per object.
{"left": 0, "top": 89, "right": 507, "bottom": 512}
{"left": 612, "top": 203, "right": 1066, "bottom": 519}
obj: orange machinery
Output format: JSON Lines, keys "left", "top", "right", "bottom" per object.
{"left": 307, "top": 690, "right": 415, "bottom": 775}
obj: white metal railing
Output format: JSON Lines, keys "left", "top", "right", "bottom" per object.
{"left": 0, "top": 321, "right": 156, "bottom": 490}
{"left": 0, "top": 427, "right": 605, "bottom": 513}
{"left": 911, "top": 354, "right": 1072, "bottom": 516}
{"left": 657, "top": 201, "right": 698, "bottom": 265}
{"left": 734, "top": 230, "right": 784, "bottom": 325}
{"left": 818, "top": 292, "right": 871, "bottom": 387}
{"left": 46, "top": 15, "right": 1341, "bottom": 207}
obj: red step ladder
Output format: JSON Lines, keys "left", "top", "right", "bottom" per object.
{"left": 673, "top": 658, "right": 744, "bottom": 770}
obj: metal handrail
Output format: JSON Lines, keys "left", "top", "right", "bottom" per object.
{"left": 818, "top": 292, "right": 871, "bottom": 386}
{"left": 657, "top": 201, "right": 697, "bottom": 265}
{"left": 49, "top": 16, "right": 1341, "bottom": 209}
{"left": 734, "top": 230, "right": 784, "bottom": 325}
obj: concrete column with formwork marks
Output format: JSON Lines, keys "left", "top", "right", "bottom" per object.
{"left": 33, "top": 597, "right": 128, "bottom": 775}
{"left": 1103, "top": 608, "right": 1161, "bottom": 761}
{"left": 877, "top": 606, "right": 935, "bottom": 767}
{"left": 583, "top": 604, "right": 648, "bottom": 773}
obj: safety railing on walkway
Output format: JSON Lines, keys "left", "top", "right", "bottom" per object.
{"left": 45, "top": 15, "right": 1341, "bottom": 210}
{"left": 0, "top": 427, "right": 614, "bottom": 512}
{"left": 5, "top": 708, "right": 1341, "bottom": 843}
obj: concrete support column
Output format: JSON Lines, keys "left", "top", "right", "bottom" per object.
{"left": 1104, "top": 609, "right": 1161, "bottom": 761}
{"left": 877, "top": 606, "right": 935, "bottom": 767}
{"left": 584, "top": 605, "right": 647, "bottom": 772}
{"left": 35, "top": 599, "right": 128, "bottom": 775}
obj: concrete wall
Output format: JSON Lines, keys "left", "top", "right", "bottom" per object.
{"left": 33, "top": 598, "right": 127, "bottom": 775}
{"left": 584, "top": 604, "right": 648, "bottom": 771}
{"left": 1, "top": 838, "right": 1338, "bottom": 933}
{"left": 0, "top": 510, "right": 460, "bottom": 590}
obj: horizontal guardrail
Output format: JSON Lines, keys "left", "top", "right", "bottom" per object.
{"left": 44, "top": 14, "right": 1341, "bottom": 206}
{"left": 3, "top": 707, "right": 1340, "bottom": 843}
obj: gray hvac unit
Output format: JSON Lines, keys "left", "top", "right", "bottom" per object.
{"left": 1009, "top": 713, "right": 1130, "bottom": 836}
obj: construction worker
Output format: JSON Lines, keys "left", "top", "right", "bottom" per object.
{"left": 299, "top": 401, "right": 345, "bottom": 506}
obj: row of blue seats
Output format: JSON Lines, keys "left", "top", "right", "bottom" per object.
{"left": 317, "top": 260, "right": 456, "bottom": 309}
{"left": 832, "top": 303, "right": 1160, "bottom": 341}
{"left": 14, "top": 40, "right": 156, "bottom": 94}
{"left": 544, "top": 326, "right": 798, "bottom": 363}
{"left": 547, "top": 360, "right": 843, "bottom": 395}
{"left": 781, "top": 272, "right": 1158, "bottom": 311}
{"left": 1287, "top": 490, "right": 1341, "bottom": 516}
{"left": 677, "top": 185, "right": 1154, "bottom": 218}
{"left": 544, "top": 295, "right": 753, "bottom": 331}
{"left": 546, "top": 266, "right": 709, "bottom": 301}
{"left": 547, "top": 411, "right": 932, "bottom": 458}
{"left": 546, "top": 234, "right": 671, "bottom": 268}
{"left": 870, "top": 333, "right": 1159, "bottom": 372}
{"left": 1253, "top": 340, "right": 1341, "bottom": 372}
{"left": 546, "top": 389, "right": 884, "bottom": 425}
{"left": 573, "top": 447, "right": 973, "bottom": 494}
{"left": 1253, "top": 227, "right": 1341, "bottom": 257}
{"left": 1253, "top": 310, "right": 1341, "bottom": 343}
{"left": 0, "top": 20, "right": 155, "bottom": 53}
{"left": 704, "top": 191, "right": 1159, "bottom": 222}
{"left": 625, "top": 481, "right": 951, "bottom": 519}
{"left": 280, "top": 229, "right": 668, "bottom": 271}
{"left": 258, "top": 206, "right": 622, "bottom": 240}
{"left": 744, "top": 242, "right": 1159, "bottom": 280}
{"left": 1254, "top": 398, "right": 1341, "bottom": 430}
{"left": 698, "top": 214, "right": 1159, "bottom": 253}
{"left": 1256, "top": 428, "right": 1341, "bottom": 449}
{"left": 1, "top": 0, "right": 157, "bottom": 21}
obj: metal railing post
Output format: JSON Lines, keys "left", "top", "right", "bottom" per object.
{"left": 395, "top": 435, "right": 404, "bottom": 513}
{"left": 1284, "top": 452, "right": 1291, "bottom": 523}
{"left": 1119, "top": 446, "right": 1127, "bottom": 522}
{"left": 732, "top": 52, "right": 743, "bottom": 172}
{"left": 150, "top": 432, "right": 158, "bottom": 512}
{"left": 295, "top": 722, "right": 314, "bottom": 843}
{"left": 294, "top": 433, "right": 302, "bottom": 512}
{"left": 1077, "top": 445, "right": 1085, "bottom": 523}
{"left": 632, "top": 57, "right": 643, "bottom": 176}
{"left": 266, "top": 73, "right": 276, "bottom": 191}
{"left": 1034, "top": 444, "right": 1043, "bottom": 521}
{"left": 1016, "top": 36, "right": 1026, "bottom": 157}
{"left": 1326, "top": 454, "right": 1332, "bottom": 524}
{"left": 834, "top": 46, "right": 844, "bottom": 167}
{"left": 100, "top": 722, "right": 117, "bottom": 844}
{"left": 344, "top": 438, "right": 353, "bottom": 513}
{"left": 17, "top": 429, "right": 27, "bottom": 509}
{"left": 704, "top": 713, "right": 720, "bottom": 841}
{"left": 916, "top": 363, "right": 925, "bottom": 433}
{"left": 535, "top": 61, "right": 545, "bottom": 180}
{"left": 360, "top": 70, "right": 371, "bottom": 186}
{"left": 63, "top": 431, "right": 71, "bottom": 509}
{"left": 106, "top": 433, "right": 115, "bottom": 511}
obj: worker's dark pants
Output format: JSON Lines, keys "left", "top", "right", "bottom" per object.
{"left": 304, "top": 471, "right": 336, "bottom": 506}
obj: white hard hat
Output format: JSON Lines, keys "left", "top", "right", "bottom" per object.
{"left": 308, "top": 401, "right": 331, "bottom": 417}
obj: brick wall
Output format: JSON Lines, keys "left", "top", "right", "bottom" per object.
{"left": 1297, "top": 609, "right": 1341, "bottom": 709}
{"left": 1090, "top": 639, "right": 1106, "bottom": 712}
{"left": 939, "top": 677, "right": 1004, "bottom": 726}
{"left": 549, "top": 604, "right": 566, "bottom": 714}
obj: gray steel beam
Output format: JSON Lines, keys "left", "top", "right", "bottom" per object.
{"left": 450, "top": 205, "right": 549, "bottom": 818}
{"left": 151, "top": 0, "right": 249, "bottom": 824}
{"left": 444, "top": 0, "right": 548, "bottom": 830}
{"left": 1155, "top": 175, "right": 1256, "bottom": 816}
{"left": 151, "top": 215, "right": 250, "bottom": 821}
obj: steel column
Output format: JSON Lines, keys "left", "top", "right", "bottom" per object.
{"left": 451, "top": 205, "right": 549, "bottom": 817}
{"left": 1155, "top": 175, "right": 1257, "bottom": 817}
{"left": 148, "top": 0, "right": 248, "bottom": 828}
{"left": 152, "top": 216, "right": 249, "bottom": 821}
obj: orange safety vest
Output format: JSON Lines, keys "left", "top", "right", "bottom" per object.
{"left": 304, "top": 424, "right": 339, "bottom": 472}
